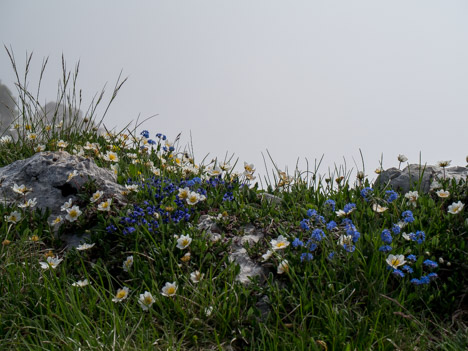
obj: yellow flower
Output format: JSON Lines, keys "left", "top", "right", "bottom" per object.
{"left": 30, "top": 235, "right": 40, "bottom": 242}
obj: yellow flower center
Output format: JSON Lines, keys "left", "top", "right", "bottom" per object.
{"left": 144, "top": 296, "right": 153, "bottom": 304}
{"left": 166, "top": 287, "right": 175, "bottom": 295}
{"left": 116, "top": 290, "right": 127, "bottom": 299}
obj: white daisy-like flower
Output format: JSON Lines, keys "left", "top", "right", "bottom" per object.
{"left": 244, "top": 162, "right": 255, "bottom": 173}
{"left": 123, "top": 256, "right": 134, "bottom": 272}
{"left": 125, "top": 184, "right": 139, "bottom": 192}
{"left": 66, "top": 170, "right": 79, "bottom": 182}
{"left": 338, "top": 234, "right": 353, "bottom": 247}
{"left": 386, "top": 254, "right": 406, "bottom": 269}
{"left": 27, "top": 132, "right": 38, "bottom": 141}
{"left": 90, "top": 190, "right": 104, "bottom": 203}
{"left": 277, "top": 260, "right": 290, "bottom": 274}
{"left": 138, "top": 291, "right": 155, "bottom": 311}
{"left": 448, "top": 201, "right": 464, "bottom": 215}
{"left": 97, "top": 198, "right": 112, "bottom": 211}
{"left": 397, "top": 154, "right": 408, "bottom": 163}
{"left": 51, "top": 215, "right": 63, "bottom": 226}
{"left": 176, "top": 234, "right": 192, "bottom": 249}
{"left": 76, "top": 243, "right": 95, "bottom": 251}
{"left": 161, "top": 282, "right": 177, "bottom": 297}
{"left": 335, "top": 210, "right": 346, "bottom": 217}
{"left": 372, "top": 204, "right": 388, "bottom": 213}
{"left": 397, "top": 221, "right": 407, "bottom": 229}
{"left": 436, "top": 190, "right": 450, "bottom": 198}
{"left": 12, "top": 183, "right": 32, "bottom": 195}
{"left": 57, "top": 140, "right": 68, "bottom": 148}
{"left": 18, "top": 198, "right": 37, "bottom": 209}
{"left": 270, "top": 235, "right": 290, "bottom": 250}
{"left": 208, "top": 166, "right": 222, "bottom": 177}
{"left": 186, "top": 192, "right": 201, "bottom": 206}
{"left": 402, "top": 232, "right": 411, "bottom": 241}
{"left": 178, "top": 187, "right": 190, "bottom": 200}
{"left": 405, "top": 191, "right": 419, "bottom": 206}
{"left": 65, "top": 205, "right": 82, "bottom": 222}
{"left": 261, "top": 250, "right": 274, "bottom": 262}
{"left": 110, "top": 164, "right": 119, "bottom": 175}
{"left": 39, "top": 256, "right": 63, "bottom": 270}
{"left": 204, "top": 306, "right": 214, "bottom": 317}
{"left": 190, "top": 271, "right": 204, "bottom": 283}
{"left": 5, "top": 211, "right": 22, "bottom": 223}
{"left": 112, "top": 287, "right": 130, "bottom": 303}
{"left": 72, "top": 279, "right": 90, "bottom": 287}
{"left": 61, "top": 199, "right": 73, "bottom": 212}
{"left": 34, "top": 144, "right": 46, "bottom": 152}
{"left": 102, "top": 151, "right": 119, "bottom": 163}
{"left": 0, "top": 135, "right": 13, "bottom": 144}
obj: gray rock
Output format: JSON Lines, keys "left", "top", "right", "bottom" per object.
{"left": 0, "top": 151, "right": 127, "bottom": 224}
{"left": 374, "top": 164, "right": 468, "bottom": 193}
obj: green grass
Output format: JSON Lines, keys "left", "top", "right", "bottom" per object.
{"left": 0, "top": 51, "right": 467, "bottom": 350}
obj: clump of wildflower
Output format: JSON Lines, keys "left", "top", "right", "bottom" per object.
{"left": 161, "top": 282, "right": 177, "bottom": 297}
{"left": 423, "top": 259, "right": 438, "bottom": 269}
{"left": 112, "top": 287, "right": 130, "bottom": 302}
{"left": 385, "top": 190, "right": 398, "bottom": 203}
{"left": 326, "top": 220, "right": 337, "bottom": 231}
{"left": 401, "top": 210, "right": 415, "bottom": 223}
{"left": 381, "top": 229, "right": 393, "bottom": 244}
{"left": 360, "top": 187, "right": 373, "bottom": 202}
{"left": 291, "top": 238, "right": 304, "bottom": 248}
{"left": 407, "top": 254, "right": 417, "bottom": 262}
{"left": 300, "top": 253, "right": 314, "bottom": 262}
{"left": 18, "top": 198, "right": 37, "bottom": 209}
{"left": 447, "top": 201, "right": 464, "bottom": 215}
{"left": 379, "top": 245, "right": 392, "bottom": 253}
{"left": 138, "top": 291, "right": 155, "bottom": 311}
{"left": 324, "top": 199, "right": 336, "bottom": 211}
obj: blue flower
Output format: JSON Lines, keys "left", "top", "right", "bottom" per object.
{"left": 123, "top": 226, "right": 136, "bottom": 235}
{"left": 407, "top": 254, "right": 417, "bottom": 262}
{"left": 307, "top": 209, "right": 317, "bottom": 217}
{"left": 379, "top": 245, "right": 392, "bottom": 252}
{"left": 291, "top": 238, "right": 304, "bottom": 248}
{"left": 328, "top": 252, "right": 335, "bottom": 260}
{"left": 391, "top": 224, "right": 401, "bottom": 235}
{"left": 343, "top": 244, "right": 355, "bottom": 253}
{"left": 140, "top": 130, "right": 150, "bottom": 138}
{"left": 106, "top": 224, "right": 117, "bottom": 233}
{"left": 324, "top": 199, "right": 336, "bottom": 211}
{"left": 223, "top": 192, "right": 234, "bottom": 201}
{"left": 423, "top": 259, "right": 438, "bottom": 269}
{"left": 311, "top": 229, "right": 325, "bottom": 242}
{"left": 410, "top": 278, "right": 421, "bottom": 285}
{"left": 326, "top": 220, "right": 337, "bottom": 231}
{"left": 402, "top": 265, "right": 413, "bottom": 273}
{"left": 419, "top": 276, "right": 430, "bottom": 284}
{"left": 300, "top": 219, "right": 310, "bottom": 231}
{"left": 307, "top": 242, "right": 318, "bottom": 252}
{"left": 381, "top": 229, "right": 393, "bottom": 244}
{"left": 156, "top": 133, "right": 167, "bottom": 140}
{"left": 300, "top": 253, "right": 314, "bottom": 262}
{"left": 427, "top": 272, "right": 438, "bottom": 280}
{"left": 343, "top": 203, "right": 356, "bottom": 214}
{"left": 412, "top": 231, "right": 425, "bottom": 244}
{"left": 392, "top": 269, "right": 405, "bottom": 278}
{"left": 360, "top": 187, "right": 374, "bottom": 202}
{"left": 385, "top": 190, "right": 399, "bottom": 203}
{"left": 402, "top": 210, "right": 415, "bottom": 223}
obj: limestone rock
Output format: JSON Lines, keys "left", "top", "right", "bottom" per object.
{"left": 0, "top": 151, "right": 127, "bottom": 223}
{"left": 374, "top": 164, "right": 468, "bottom": 193}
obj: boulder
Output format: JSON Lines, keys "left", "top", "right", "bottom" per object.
{"left": 374, "top": 164, "right": 468, "bottom": 193}
{"left": 0, "top": 151, "right": 126, "bottom": 224}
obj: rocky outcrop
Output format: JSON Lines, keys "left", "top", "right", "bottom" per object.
{"left": 374, "top": 164, "right": 467, "bottom": 193}
{"left": 0, "top": 151, "right": 126, "bottom": 223}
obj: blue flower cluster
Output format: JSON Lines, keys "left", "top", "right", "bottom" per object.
{"left": 385, "top": 190, "right": 399, "bottom": 203}
{"left": 360, "top": 187, "right": 374, "bottom": 202}
{"left": 402, "top": 210, "right": 415, "bottom": 223}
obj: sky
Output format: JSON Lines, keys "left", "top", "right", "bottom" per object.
{"left": 1, "top": 0, "right": 467, "bottom": 185}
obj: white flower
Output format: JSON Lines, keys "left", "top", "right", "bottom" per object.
{"left": 97, "top": 198, "right": 112, "bottom": 211}
{"left": 190, "top": 271, "right": 204, "bottom": 283}
{"left": 18, "top": 198, "right": 37, "bottom": 209}
{"left": 65, "top": 205, "right": 82, "bottom": 222}
{"left": 204, "top": 306, "right": 214, "bottom": 317}
{"left": 110, "top": 164, "right": 119, "bottom": 175}
{"left": 72, "top": 147, "right": 84, "bottom": 156}
{"left": 338, "top": 234, "right": 353, "bottom": 247}
{"left": 76, "top": 243, "right": 95, "bottom": 251}
{"left": 436, "top": 190, "right": 450, "bottom": 198}
{"left": 186, "top": 192, "right": 201, "bottom": 206}
{"left": 372, "top": 204, "right": 388, "bottom": 213}
{"left": 405, "top": 191, "right": 419, "bottom": 206}
{"left": 66, "top": 170, "right": 79, "bottom": 182}
{"left": 51, "top": 215, "right": 63, "bottom": 226}
{"left": 244, "top": 162, "right": 255, "bottom": 173}
{"left": 72, "top": 279, "right": 90, "bottom": 287}
{"left": 335, "top": 210, "right": 346, "bottom": 217}
{"left": 261, "top": 250, "right": 274, "bottom": 262}
{"left": 34, "top": 144, "right": 46, "bottom": 152}
{"left": 102, "top": 151, "right": 119, "bottom": 163}
{"left": 386, "top": 254, "right": 406, "bottom": 269}
{"left": 270, "top": 235, "right": 290, "bottom": 250}
{"left": 0, "top": 135, "right": 13, "bottom": 144}
{"left": 208, "top": 166, "right": 222, "bottom": 177}
{"left": 12, "top": 183, "right": 32, "bottom": 195}
{"left": 61, "top": 199, "right": 73, "bottom": 212}
{"left": 40, "top": 256, "right": 63, "bottom": 270}
{"left": 138, "top": 291, "right": 155, "bottom": 311}
{"left": 5, "top": 210, "right": 22, "bottom": 223}
{"left": 112, "top": 287, "right": 130, "bottom": 302}
{"left": 448, "top": 201, "right": 464, "bottom": 215}
{"left": 397, "top": 154, "right": 408, "bottom": 163}
{"left": 27, "top": 132, "right": 38, "bottom": 141}
{"left": 161, "top": 282, "right": 177, "bottom": 297}
{"left": 57, "top": 140, "right": 68, "bottom": 148}
{"left": 125, "top": 184, "right": 139, "bottom": 192}
{"left": 402, "top": 232, "right": 411, "bottom": 241}
{"left": 90, "top": 190, "right": 104, "bottom": 203}
{"left": 176, "top": 234, "right": 192, "bottom": 249}
{"left": 123, "top": 256, "right": 134, "bottom": 272}
{"left": 437, "top": 160, "right": 451, "bottom": 167}
{"left": 178, "top": 187, "right": 190, "bottom": 200}
{"left": 277, "top": 260, "right": 289, "bottom": 274}
{"left": 397, "top": 221, "right": 407, "bottom": 229}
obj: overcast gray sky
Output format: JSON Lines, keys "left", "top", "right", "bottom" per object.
{"left": 1, "top": 0, "right": 467, "bottom": 183}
